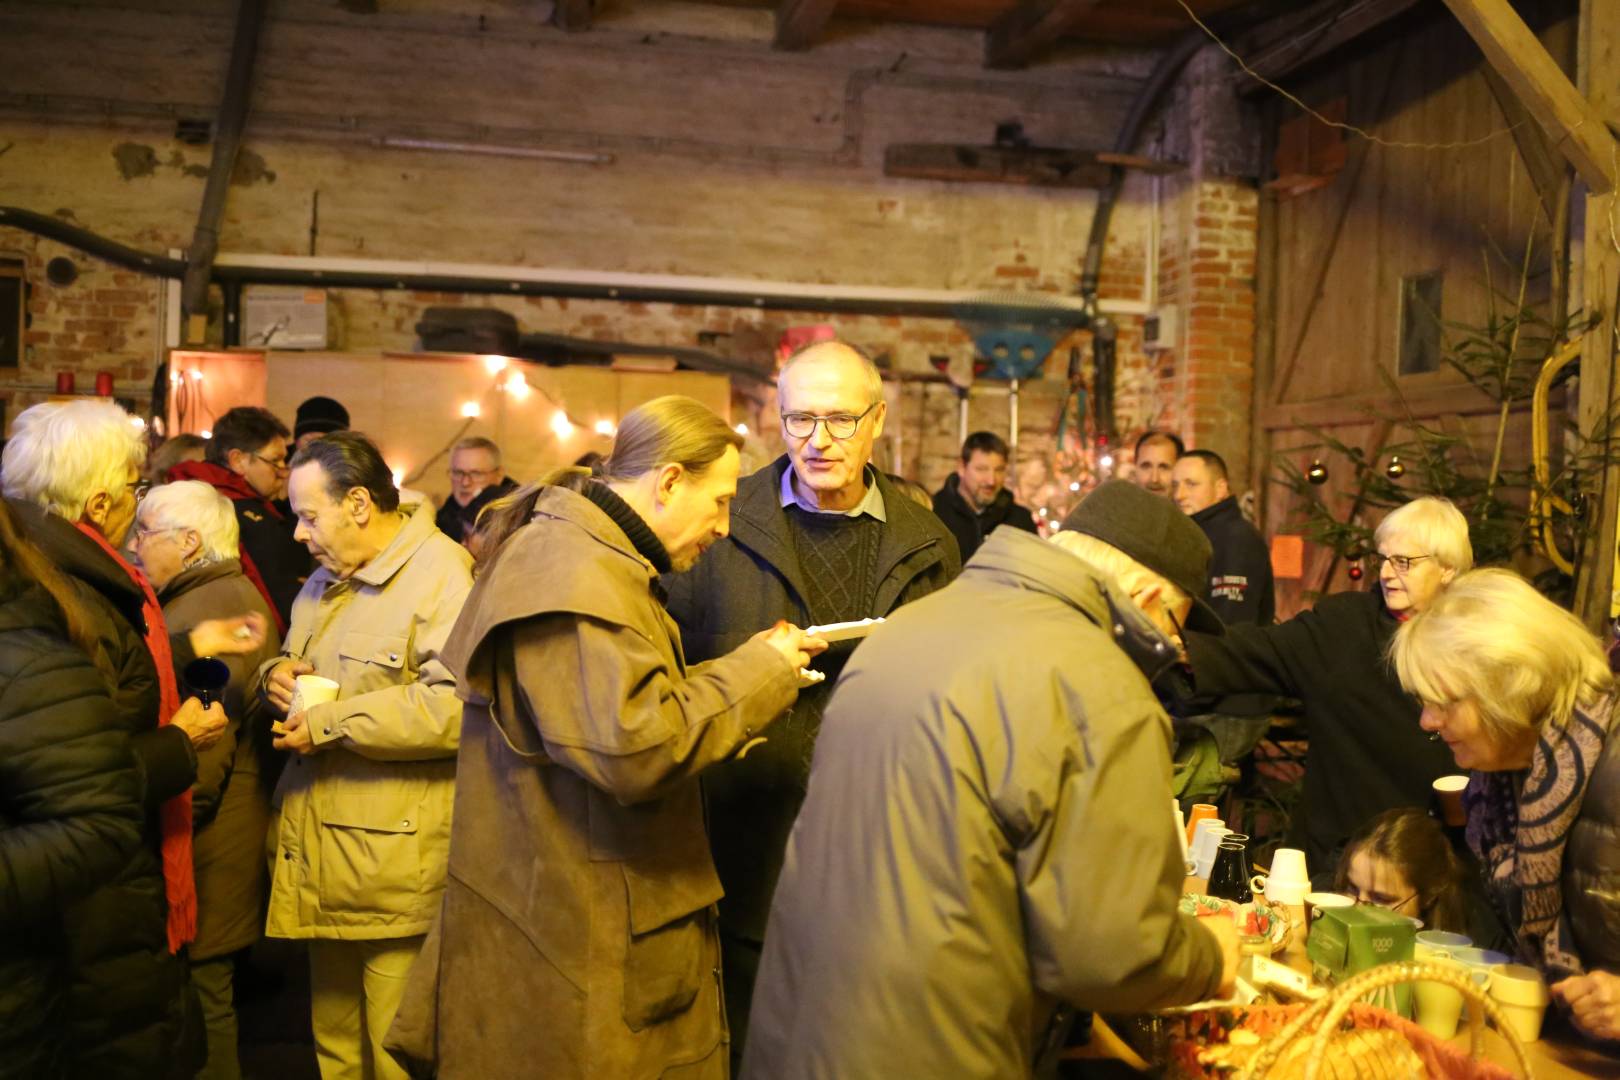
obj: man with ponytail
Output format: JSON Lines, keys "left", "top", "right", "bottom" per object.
{"left": 663, "top": 340, "right": 960, "bottom": 1061}
{"left": 385, "top": 395, "right": 824, "bottom": 1079}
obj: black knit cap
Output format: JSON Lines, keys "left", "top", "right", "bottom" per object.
{"left": 1059, "top": 479, "right": 1224, "bottom": 634}
{"left": 294, "top": 396, "right": 350, "bottom": 440}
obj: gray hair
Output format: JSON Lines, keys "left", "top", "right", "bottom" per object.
{"left": 2, "top": 400, "right": 146, "bottom": 521}
{"left": 451, "top": 436, "right": 502, "bottom": 467}
{"left": 137, "top": 480, "right": 240, "bottom": 564}
{"left": 1375, "top": 496, "right": 1473, "bottom": 573}
{"left": 778, "top": 340, "right": 884, "bottom": 404}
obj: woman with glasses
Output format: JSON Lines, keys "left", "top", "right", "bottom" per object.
{"left": 1394, "top": 569, "right": 1620, "bottom": 1042}
{"left": 133, "top": 481, "right": 283, "bottom": 1080}
{"left": 1178, "top": 496, "right": 1469, "bottom": 870}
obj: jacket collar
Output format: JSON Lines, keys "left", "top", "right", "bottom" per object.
{"left": 5, "top": 497, "right": 144, "bottom": 613}
{"left": 345, "top": 499, "right": 438, "bottom": 589}
{"left": 965, "top": 528, "right": 1182, "bottom": 682}
{"left": 729, "top": 456, "right": 947, "bottom": 606}
{"left": 167, "top": 459, "right": 282, "bottom": 516}
{"left": 1191, "top": 495, "right": 1241, "bottom": 527}
{"left": 158, "top": 558, "right": 244, "bottom": 604}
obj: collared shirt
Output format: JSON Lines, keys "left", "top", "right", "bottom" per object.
{"left": 778, "top": 463, "right": 887, "bottom": 522}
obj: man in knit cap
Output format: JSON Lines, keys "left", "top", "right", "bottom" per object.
{"left": 664, "top": 340, "right": 960, "bottom": 1064}
{"left": 293, "top": 395, "right": 350, "bottom": 452}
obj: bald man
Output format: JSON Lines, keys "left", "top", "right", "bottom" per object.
{"left": 664, "top": 340, "right": 960, "bottom": 1064}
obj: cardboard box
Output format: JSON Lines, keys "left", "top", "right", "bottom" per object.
{"left": 1307, "top": 904, "right": 1416, "bottom": 1016}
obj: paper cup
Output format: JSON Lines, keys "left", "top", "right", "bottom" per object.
{"left": 1413, "top": 957, "right": 1467, "bottom": 1039}
{"left": 290, "top": 674, "right": 340, "bottom": 715}
{"left": 1433, "top": 775, "right": 1469, "bottom": 827}
{"left": 1489, "top": 964, "right": 1549, "bottom": 1042}
{"left": 1302, "top": 891, "right": 1355, "bottom": 925}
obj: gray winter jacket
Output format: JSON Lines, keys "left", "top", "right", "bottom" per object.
{"left": 741, "top": 527, "right": 1224, "bottom": 1080}
{"left": 1566, "top": 717, "right": 1620, "bottom": 973}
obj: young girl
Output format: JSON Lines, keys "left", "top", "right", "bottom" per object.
{"left": 1333, "top": 808, "right": 1471, "bottom": 932}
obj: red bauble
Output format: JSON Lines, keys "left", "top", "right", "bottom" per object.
{"left": 1348, "top": 564, "right": 1364, "bottom": 581}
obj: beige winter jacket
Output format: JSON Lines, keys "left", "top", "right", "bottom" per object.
{"left": 255, "top": 499, "right": 473, "bottom": 940}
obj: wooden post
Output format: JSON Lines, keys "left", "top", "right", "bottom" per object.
{"left": 1573, "top": 0, "right": 1620, "bottom": 628}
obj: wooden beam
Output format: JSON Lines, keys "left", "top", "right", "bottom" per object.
{"left": 985, "top": 0, "right": 1103, "bottom": 71}
{"left": 552, "top": 0, "right": 591, "bottom": 31}
{"left": 774, "top": 0, "right": 837, "bottom": 51}
{"left": 1259, "top": 379, "right": 1564, "bottom": 431}
{"left": 1441, "top": 0, "right": 1618, "bottom": 194}
{"left": 1481, "top": 65, "right": 1570, "bottom": 229}
{"left": 883, "top": 143, "right": 1178, "bottom": 188}
{"left": 1239, "top": 0, "right": 1424, "bottom": 92}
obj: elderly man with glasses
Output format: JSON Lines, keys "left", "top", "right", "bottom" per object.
{"left": 168, "top": 406, "right": 313, "bottom": 630}
{"left": 664, "top": 339, "right": 960, "bottom": 1066}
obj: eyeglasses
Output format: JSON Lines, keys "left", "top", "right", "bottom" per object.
{"left": 450, "top": 468, "right": 499, "bottom": 482}
{"left": 781, "top": 402, "right": 878, "bottom": 441}
{"left": 1371, "top": 553, "right": 1433, "bottom": 573}
{"left": 132, "top": 480, "right": 152, "bottom": 503}
{"left": 1344, "top": 884, "right": 1418, "bottom": 910}
{"left": 252, "top": 451, "right": 290, "bottom": 473}
{"left": 133, "top": 525, "right": 175, "bottom": 544}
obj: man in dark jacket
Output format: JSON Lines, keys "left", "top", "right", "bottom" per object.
{"left": 1172, "top": 450, "right": 1274, "bottom": 625}
{"left": 664, "top": 341, "right": 960, "bottom": 1063}
{"left": 931, "top": 430, "right": 1038, "bottom": 562}
{"left": 168, "top": 406, "right": 312, "bottom": 627}
{"left": 435, "top": 436, "right": 518, "bottom": 546}
{"left": 742, "top": 482, "right": 1238, "bottom": 1079}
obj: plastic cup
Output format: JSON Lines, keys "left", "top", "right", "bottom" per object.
{"left": 1192, "top": 826, "right": 1231, "bottom": 878}
{"left": 1270, "top": 848, "right": 1308, "bottom": 883}
{"left": 290, "top": 674, "right": 340, "bottom": 714}
{"left": 1302, "top": 891, "right": 1355, "bottom": 926}
{"left": 1413, "top": 957, "right": 1467, "bottom": 1039}
{"left": 1433, "top": 775, "right": 1469, "bottom": 827}
{"left": 1489, "top": 963, "right": 1550, "bottom": 1042}
{"left": 1185, "top": 804, "right": 1219, "bottom": 845}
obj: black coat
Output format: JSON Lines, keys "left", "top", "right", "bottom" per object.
{"left": 7, "top": 501, "right": 201, "bottom": 1079}
{"left": 1188, "top": 496, "right": 1275, "bottom": 626}
{"left": 931, "top": 478, "right": 1038, "bottom": 563}
{"left": 0, "top": 576, "right": 145, "bottom": 1080}
{"left": 665, "top": 459, "right": 960, "bottom": 940}
{"left": 1184, "top": 589, "right": 1456, "bottom": 870}
{"left": 436, "top": 477, "right": 518, "bottom": 545}
{"left": 231, "top": 497, "right": 310, "bottom": 624}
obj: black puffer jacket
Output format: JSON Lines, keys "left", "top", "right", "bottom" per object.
{"left": 7, "top": 500, "right": 201, "bottom": 1078}
{"left": 931, "top": 477, "right": 1038, "bottom": 563}
{"left": 1566, "top": 705, "right": 1620, "bottom": 973}
{"left": 0, "top": 576, "right": 145, "bottom": 1080}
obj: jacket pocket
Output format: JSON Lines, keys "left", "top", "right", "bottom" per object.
{"left": 336, "top": 631, "right": 411, "bottom": 695}
{"left": 619, "top": 864, "right": 716, "bottom": 1032}
{"left": 316, "top": 786, "right": 423, "bottom": 915}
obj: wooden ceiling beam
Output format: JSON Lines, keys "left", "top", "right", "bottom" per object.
{"left": 985, "top": 0, "right": 1104, "bottom": 70}
{"left": 1236, "top": 0, "right": 1424, "bottom": 92}
{"left": 1441, "top": 0, "right": 1617, "bottom": 193}
{"left": 552, "top": 0, "right": 592, "bottom": 32}
{"left": 775, "top": 0, "right": 838, "bottom": 51}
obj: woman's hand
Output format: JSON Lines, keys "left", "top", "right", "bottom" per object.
{"left": 1552, "top": 970, "right": 1620, "bottom": 1041}
{"left": 171, "top": 698, "right": 228, "bottom": 750}
{"left": 189, "top": 613, "right": 269, "bottom": 658}
{"left": 754, "top": 621, "right": 829, "bottom": 673}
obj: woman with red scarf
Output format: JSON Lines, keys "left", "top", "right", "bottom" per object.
{"left": 2, "top": 400, "right": 265, "bottom": 1077}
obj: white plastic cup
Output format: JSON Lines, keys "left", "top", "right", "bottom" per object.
{"left": 1489, "top": 963, "right": 1550, "bottom": 1042}
{"left": 1193, "top": 826, "right": 1231, "bottom": 878}
{"left": 290, "top": 674, "right": 340, "bottom": 715}
{"left": 1269, "top": 848, "right": 1308, "bottom": 884}
{"left": 1413, "top": 957, "right": 1467, "bottom": 1039}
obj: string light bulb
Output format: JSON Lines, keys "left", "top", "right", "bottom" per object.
{"left": 504, "top": 371, "right": 532, "bottom": 400}
{"left": 391, "top": 467, "right": 405, "bottom": 488}
{"left": 483, "top": 355, "right": 509, "bottom": 375}
{"left": 735, "top": 423, "right": 750, "bottom": 437}
{"left": 460, "top": 401, "right": 481, "bottom": 419}
{"left": 200, "top": 429, "right": 212, "bottom": 439}
{"left": 1069, "top": 481, "right": 1081, "bottom": 492}
{"left": 551, "top": 410, "right": 574, "bottom": 439}
{"left": 128, "top": 416, "right": 146, "bottom": 429}
{"left": 593, "top": 419, "right": 616, "bottom": 437}
{"left": 1099, "top": 453, "right": 1115, "bottom": 471}
{"left": 189, "top": 369, "right": 205, "bottom": 382}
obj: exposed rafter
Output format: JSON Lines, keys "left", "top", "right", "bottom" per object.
{"left": 774, "top": 0, "right": 838, "bottom": 52}
{"left": 984, "top": 0, "right": 1103, "bottom": 70}
{"left": 1235, "top": 0, "right": 1424, "bottom": 92}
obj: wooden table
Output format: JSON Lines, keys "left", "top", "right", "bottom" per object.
{"left": 1180, "top": 877, "right": 1620, "bottom": 1078}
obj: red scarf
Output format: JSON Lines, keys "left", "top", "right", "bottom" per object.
{"left": 163, "top": 460, "right": 288, "bottom": 635}
{"left": 74, "top": 522, "right": 197, "bottom": 954}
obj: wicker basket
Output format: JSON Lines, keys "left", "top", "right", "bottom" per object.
{"left": 1235, "top": 961, "right": 1534, "bottom": 1080}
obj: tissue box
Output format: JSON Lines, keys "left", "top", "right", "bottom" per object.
{"left": 1307, "top": 905, "right": 1415, "bottom": 1016}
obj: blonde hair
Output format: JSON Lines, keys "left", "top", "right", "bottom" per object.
{"left": 2, "top": 400, "right": 146, "bottom": 521}
{"left": 1375, "top": 496, "right": 1473, "bottom": 573}
{"left": 137, "top": 480, "right": 241, "bottom": 565}
{"left": 1391, "top": 568, "right": 1614, "bottom": 744}
{"left": 1047, "top": 530, "right": 1191, "bottom": 610}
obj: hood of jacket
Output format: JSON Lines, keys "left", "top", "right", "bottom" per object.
{"left": 167, "top": 459, "right": 282, "bottom": 517}
{"left": 5, "top": 497, "right": 146, "bottom": 629}
{"left": 965, "top": 527, "right": 1183, "bottom": 685}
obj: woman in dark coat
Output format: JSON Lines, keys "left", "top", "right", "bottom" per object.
{"left": 2, "top": 401, "right": 264, "bottom": 1078}
{"left": 1393, "top": 568, "right": 1620, "bottom": 1045}
{"left": 135, "top": 481, "right": 283, "bottom": 1080}
{"left": 0, "top": 500, "right": 145, "bottom": 1080}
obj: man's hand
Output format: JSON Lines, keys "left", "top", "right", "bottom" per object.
{"left": 272, "top": 710, "right": 318, "bottom": 756}
{"left": 1553, "top": 970, "right": 1620, "bottom": 1041}
{"left": 753, "top": 621, "right": 829, "bottom": 673}
{"left": 265, "top": 659, "right": 315, "bottom": 715}
{"left": 189, "top": 613, "right": 269, "bottom": 658}
{"left": 1206, "top": 913, "right": 1241, "bottom": 999}
{"left": 171, "top": 698, "right": 228, "bottom": 750}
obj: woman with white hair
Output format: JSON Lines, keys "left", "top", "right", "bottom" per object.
{"left": 134, "top": 481, "right": 283, "bottom": 1080}
{"left": 1, "top": 400, "right": 266, "bottom": 1076}
{"left": 1179, "top": 496, "right": 1471, "bottom": 870}
{"left": 1393, "top": 568, "right": 1620, "bottom": 1041}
